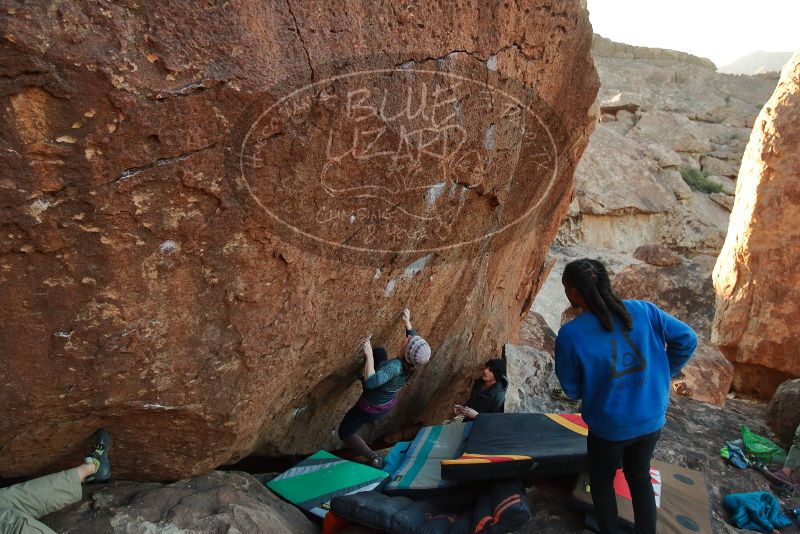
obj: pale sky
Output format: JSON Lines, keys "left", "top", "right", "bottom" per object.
{"left": 587, "top": 0, "right": 800, "bottom": 67}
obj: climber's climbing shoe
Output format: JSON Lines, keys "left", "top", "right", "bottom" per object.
{"left": 369, "top": 454, "right": 385, "bottom": 470}
{"left": 85, "top": 428, "right": 112, "bottom": 482}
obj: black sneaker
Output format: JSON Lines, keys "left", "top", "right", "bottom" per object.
{"left": 369, "top": 454, "right": 385, "bottom": 470}
{"left": 85, "top": 428, "right": 112, "bottom": 482}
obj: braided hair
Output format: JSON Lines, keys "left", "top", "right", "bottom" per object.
{"left": 562, "top": 259, "right": 633, "bottom": 332}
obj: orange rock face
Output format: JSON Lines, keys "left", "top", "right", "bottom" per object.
{"left": 712, "top": 52, "right": 800, "bottom": 397}
{"left": 0, "top": 2, "right": 599, "bottom": 479}
{"left": 671, "top": 339, "right": 734, "bottom": 406}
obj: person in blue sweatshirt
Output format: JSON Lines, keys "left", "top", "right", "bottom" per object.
{"left": 555, "top": 259, "right": 697, "bottom": 534}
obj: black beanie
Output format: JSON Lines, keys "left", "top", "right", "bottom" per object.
{"left": 485, "top": 358, "right": 506, "bottom": 379}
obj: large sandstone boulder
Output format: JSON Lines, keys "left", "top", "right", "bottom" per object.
{"left": 671, "top": 338, "right": 734, "bottom": 406}
{"left": 612, "top": 258, "right": 716, "bottom": 337}
{"left": 42, "top": 471, "right": 317, "bottom": 534}
{"left": 766, "top": 378, "right": 800, "bottom": 448}
{"left": 712, "top": 52, "right": 800, "bottom": 397}
{"left": 504, "top": 343, "right": 567, "bottom": 414}
{"left": 517, "top": 310, "right": 556, "bottom": 353}
{"left": 0, "top": 1, "right": 599, "bottom": 479}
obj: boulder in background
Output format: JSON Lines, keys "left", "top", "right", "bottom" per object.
{"left": 766, "top": 378, "right": 800, "bottom": 448}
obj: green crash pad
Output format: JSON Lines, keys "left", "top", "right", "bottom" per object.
{"left": 267, "top": 450, "right": 388, "bottom": 518}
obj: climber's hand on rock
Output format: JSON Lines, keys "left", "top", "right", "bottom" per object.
{"left": 362, "top": 339, "right": 373, "bottom": 359}
{"left": 401, "top": 308, "right": 412, "bottom": 329}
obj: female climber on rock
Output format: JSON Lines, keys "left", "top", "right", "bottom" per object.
{"left": 555, "top": 259, "right": 697, "bottom": 534}
{"left": 338, "top": 308, "right": 431, "bottom": 469}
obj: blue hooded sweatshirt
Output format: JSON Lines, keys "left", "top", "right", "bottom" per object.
{"left": 555, "top": 300, "right": 697, "bottom": 441}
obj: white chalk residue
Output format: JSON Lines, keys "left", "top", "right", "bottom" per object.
{"left": 54, "top": 331, "right": 73, "bottom": 339}
{"left": 425, "top": 182, "right": 446, "bottom": 210}
{"left": 383, "top": 256, "right": 433, "bottom": 297}
{"left": 143, "top": 403, "right": 171, "bottom": 410}
{"left": 448, "top": 181, "right": 459, "bottom": 198}
{"left": 28, "top": 198, "right": 55, "bottom": 223}
{"left": 402, "top": 254, "right": 432, "bottom": 280}
{"left": 484, "top": 123, "right": 496, "bottom": 150}
{"left": 349, "top": 214, "right": 356, "bottom": 224}
{"left": 159, "top": 240, "right": 178, "bottom": 253}
{"left": 486, "top": 55, "right": 498, "bottom": 71}
{"left": 373, "top": 268, "right": 382, "bottom": 280}
{"left": 383, "top": 278, "right": 397, "bottom": 297}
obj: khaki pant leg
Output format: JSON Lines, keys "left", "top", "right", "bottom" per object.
{"left": 786, "top": 423, "right": 800, "bottom": 473}
{"left": 0, "top": 469, "right": 81, "bottom": 520}
{"left": 0, "top": 508, "right": 57, "bottom": 534}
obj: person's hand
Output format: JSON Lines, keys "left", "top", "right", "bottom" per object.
{"left": 401, "top": 308, "right": 412, "bottom": 329}
{"left": 454, "top": 404, "right": 464, "bottom": 415}
{"left": 362, "top": 338, "right": 373, "bottom": 359}
{"left": 461, "top": 407, "right": 478, "bottom": 420}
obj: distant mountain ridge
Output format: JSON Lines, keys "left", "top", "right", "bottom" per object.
{"left": 720, "top": 51, "right": 793, "bottom": 75}
{"left": 592, "top": 34, "right": 716, "bottom": 70}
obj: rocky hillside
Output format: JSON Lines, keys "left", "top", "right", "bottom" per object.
{"left": 563, "top": 34, "right": 778, "bottom": 257}
{"left": 533, "top": 36, "right": 779, "bottom": 337}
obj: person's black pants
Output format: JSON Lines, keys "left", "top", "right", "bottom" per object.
{"left": 587, "top": 429, "right": 661, "bottom": 534}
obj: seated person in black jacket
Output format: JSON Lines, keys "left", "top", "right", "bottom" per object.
{"left": 454, "top": 358, "right": 508, "bottom": 420}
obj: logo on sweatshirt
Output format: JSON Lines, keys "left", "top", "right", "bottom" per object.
{"left": 610, "top": 331, "right": 646, "bottom": 378}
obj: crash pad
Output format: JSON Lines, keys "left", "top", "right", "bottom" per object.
{"left": 570, "top": 459, "right": 712, "bottom": 534}
{"left": 266, "top": 450, "right": 388, "bottom": 518}
{"left": 385, "top": 422, "right": 472, "bottom": 494}
{"left": 331, "top": 479, "right": 532, "bottom": 534}
{"left": 384, "top": 441, "right": 412, "bottom": 478}
{"left": 441, "top": 413, "right": 588, "bottom": 481}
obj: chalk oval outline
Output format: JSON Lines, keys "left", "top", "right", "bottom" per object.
{"left": 238, "top": 68, "right": 559, "bottom": 255}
